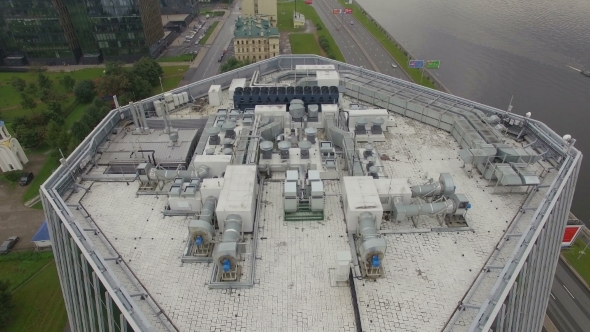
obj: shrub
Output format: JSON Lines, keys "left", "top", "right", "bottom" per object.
{"left": 1, "top": 171, "right": 23, "bottom": 184}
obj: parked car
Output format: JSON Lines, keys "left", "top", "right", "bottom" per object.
{"left": 0, "top": 236, "right": 19, "bottom": 254}
{"left": 19, "top": 172, "right": 34, "bottom": 186}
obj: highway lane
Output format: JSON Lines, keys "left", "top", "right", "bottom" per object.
{"left": 188, "top": 0, "right": 242, "bottom": 83}
{"left": 311, "top": 0, "right": 372, "bottom": 68}
{"left": 313, "top": 0, "right": 410, "bottom": 81}
{"left": 546, "top": 259, "right": 590, "bottom": 332}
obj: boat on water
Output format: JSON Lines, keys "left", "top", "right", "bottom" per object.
{"left": 582, "top": 70, "right": 590, "bottom": 78}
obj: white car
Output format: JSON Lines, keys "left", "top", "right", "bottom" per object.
{"left": 391, "top": 63, "right": 398, "bottom": 68}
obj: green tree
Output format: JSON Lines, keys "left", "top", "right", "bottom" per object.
{"left": 74, "top": 80, "right": 96, "bottom": 103}
{"left": 46, "top": 120, "right": 62, "bottom": 146}
{"left": 25, "top": 82, "right": 37, "bottom": 96}
{"left": 13, "top": 124, "right": 41, "bottom": 147}
{"left": 127, "top": 74, "right": 152, "bottom": 100}
{"left": 20, "top": 93, "right": 37, "bottom": 111}
{"left": 0, "top": 280, "right": 13, "bottom": 328}
{"left": 40, "top": 88, "right": 63, "bottom": 104}
{"left": 104, "top": 61, "right": 127, "bottom": 76}
{"left": 46, "top": 101, "right": 63, "bottom": 115}
{"left": 132, "top": 57, "right": 164, "bottom": 87}
{"left": 97, "top": 73, "right": 130, "bottom": 98}
{"left": 71, "top": 120, "right": 91, "bottom": 142}
{"left": 9, "top": 76, "right": 26, "bottom": 92}
{"left": 59, "top": 75, "right": 76, "bottom": 91}
{"left": 37, "top": 73, "right": 52, "bottom": 90}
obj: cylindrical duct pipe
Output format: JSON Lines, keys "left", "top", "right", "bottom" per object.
{"left": 411, "top": 182, "right": 442, "bottom": 197}
{"left": 357, "top": 212, "right": 387, "bottom": 269}
{"left": 138, "top": 102, "right": 149, "bottom": 130}
{"left": 393, "top": 200, "right": 456, "bottom": 221}
{"left": 410, "top": 173, "right": 455, "bottom": 197}
{"left": 189, "top": 196, "right": 217, "bottom": 246}
{"left": 213, "top": 214, "right": 243, "bottom": 273}
{"left": 129, "top": 101, "right": 140, "bottom": 129}
{"left": 154, "top": 164, "right": 209, "bottom": 181}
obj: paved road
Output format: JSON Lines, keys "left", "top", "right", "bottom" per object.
{"left": 188, "top": 0, "right": 242, "bottom": 83}
{"left": 312, "top": 0, "right": 410, "bottom": 81}
{"left": 546, "top": 259, "right": 590, "bottom": 332}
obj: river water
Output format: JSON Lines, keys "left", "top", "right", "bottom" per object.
{"left": 356, "top": 0, "right": 590, "bottom": 221}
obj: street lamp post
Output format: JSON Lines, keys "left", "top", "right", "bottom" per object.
{"left": 159, "top": 76, "right": 164, "bottom": 95}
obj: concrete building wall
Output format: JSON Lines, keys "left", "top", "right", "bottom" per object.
{"left": 234, "top": 36, "right": 279, "bottom": 61}
{"left": 242, "top": 0, "right": 277, "bottom": 26}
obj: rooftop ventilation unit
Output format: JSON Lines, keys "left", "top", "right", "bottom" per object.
{"left": 371, "top": 117, "right": 384, "bottom": 135}
{"left": 205, "top": 148, "right": 215, "bottom": 155}
{"left": 355, "top": 117, "right": 368, "bottom": 135}
{"left": 366, "top": 156, "right": 376, "bottom": 170}
{"left": 357, "top": 212, "right": 386, "bottom": 278}
{"left": 212, "top": 214, "right": 243, "bottom": 281}
{"left": 223, "top": 138, "right": 234, "bottom": 149}
{"left": 260, "top": 141, "right": 274, "bottom": 159}
{"left": 208, "top": 127, "right": 221, "bottom": 146}
{"left": 289, "top": 99, "right": 305, "bottom": 120}
{"left": 222, "top": 121, "right": 237, "bottom": 139}
{"left": 278, "top": 141, "right": 291, "bottom": 159}
{"left": 308, "top": 104, "right": 319, "bottom": 120}
{"left": 299, "top": 140, "right": 312, "bottom": 159}
{"left": 222, "top": 148, "right": 233, "bottom": 155}
{"left": 363, "top": 143, "right": 374, "bottom": 158}
{"left": 368, "top": 166, "right": 379, "bottom": 179}
{"left": 305, "top": 127, "right": 317, "bottom": 144}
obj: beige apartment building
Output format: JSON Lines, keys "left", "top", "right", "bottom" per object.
{"left": 241, "top": 0, "right": 277, "bottom": 26}
{"left": 234, "top": 16, "right": 280, "bottom": 62}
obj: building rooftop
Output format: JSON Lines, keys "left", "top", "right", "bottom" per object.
{"left": 42, "top": 57, "right": 581, "bottom": 332}
{"left": 234, "top": 16, "right": 279, "bottom": 38}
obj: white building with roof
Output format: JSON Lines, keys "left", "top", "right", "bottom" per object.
{"left": 41, "top": 55, "right": 581, "bottom": 332}
{"left": 0, "top": 120, "right": 28, "bottom": 172}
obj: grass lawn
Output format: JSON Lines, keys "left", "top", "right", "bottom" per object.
{"left": 289, "top": 33, "right": 323, "bottom": 55}
{"left": 0, "top": 68, "right": 105, "bottom": 119}
{"left": 338, "top": 0, "right": 436, "bottom": 89}
{"left": 201, "top": 10, "right": 225, "bottom": 17}
{"left": 0, "top": 251, "right": 54, "bottom": 291}
{"left": 277, "top": 1, "right": 344, "bottom": 62}
{"left": 64, "top": 101, "right": 90, "bottom": 129}
{"left": 158, "top": 54, "right": 195, "bottom": 63}
{"left": 22, "top": 154, "right": 60, "bottom": 204}
{"left": 200, "top": 21, "right": 220, "bottom": 45}
{"left": 152, "top": 65, "right": 189, "bottom": 95}
{"left": 562, "top": 239, "right": 590, "bottom": 286}
{"left": 7, "top": 261, "right": 68, "bottom": 332}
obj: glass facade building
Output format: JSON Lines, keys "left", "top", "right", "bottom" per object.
{"left": 0, "top": 0, "right": 164, "bottom": 65}
{"left": 65, "top": 0, "right": 164, "bottom": 63}
{"left": 0, "top": 0, "right": 81, "bottom": 65}
{"left": 159, "top": 0, "right": 199, "bottom": 16}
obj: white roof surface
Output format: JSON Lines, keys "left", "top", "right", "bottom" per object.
{"left": 67, "top": 96, "right": 554, "bottom": 331}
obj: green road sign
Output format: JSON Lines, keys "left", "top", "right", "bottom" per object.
{"left": 425, "top": 60, "right": 441, "bottom": 69}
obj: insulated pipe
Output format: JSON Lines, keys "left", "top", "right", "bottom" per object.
{"left": 411, "top": 182, "right": 443, "bottom": 197}
{"left": 393, "top": 200, "right": 456, "bottom": 222}
{"left": 154, "top": 164, "right": 209, "bottom": 181}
